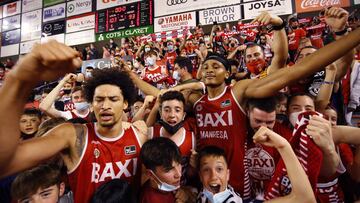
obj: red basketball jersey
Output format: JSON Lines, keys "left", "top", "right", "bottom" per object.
{"left": 194, "top": 86, "right": 250, "bottom": 198}
{"left": 68, "top": 123, "right": 142, "bottom": 203}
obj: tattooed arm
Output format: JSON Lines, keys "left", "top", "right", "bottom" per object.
{"left": 0, "top": 123, "right": 78, "bottom": 178}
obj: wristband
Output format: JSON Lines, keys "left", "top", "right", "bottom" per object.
{"left": 272, "top": 20, "right": 286, "bottom": 31}
{"left": 199, "top": 81, "right": 206, "bottom": 94}
{"left": 334, "top": 28, "right": 347, "bottom": 36}
{"left": 322, "top": 80, "right": 335, "bottom": 85}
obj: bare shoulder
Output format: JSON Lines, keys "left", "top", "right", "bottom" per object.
{"left": 231, "top": 79, "right": 252, "bottom": 102}
{"left": 127, "top": 121, "right": 148, "bottom": 145}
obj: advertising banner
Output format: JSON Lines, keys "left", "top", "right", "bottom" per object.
{"left": 243, "top": 0, "right": 293, "bottom": 20}
{"left": 22, "top": 0, "right": 42, "bottom": 13}
{"left": 199, "top": 5, "right": 241, "bottom": 25}
{"left": 3, "top": 1, "right": 21, "bottom": 18}
{"left": 65, "top": 29, "right": 95, "bottom": 46}
{"left": 21, "top": 10, "right": 42, "bottom": 41}
{"left": 96, "top": 0, "right": 141, "bottom": 10}
{"left": 41, "top": 33, "right": 65, "bottom": 43}
{"left": 155, "top": 12, "right": 196, "bottom": 32}
{"left": 96, "top": 0, "right": 153, "bottom": 33}
{"left": 155, "top": 0, "right": 238, "bottom": 17}
{"left": 355, "top": 0, "right": 360, "bottom": 4}
{"left": 20, "top": 39, "right": 40, "bottom": 54}
{"left": 81, "top": 58, "right": 112, "bottom": 73}
{"left": 1, "top": 44, "right": 19, "bottom": 57}
{"left": 96, "top": 25, "right": 153, "bottom": 41}
{"left": 66, "top": 13, "right": 95, "bottom": 33}
{"left": 2, "top": 15, "right": 21, "bottom": 31}
{"left": 295, "top": 0, "right": 350, "bottom": 13}
{"left": 44, "top": 0, "right": 65, "bottom": 7}
{"left": 42, "top": 19, "right": 66, "bottom": 36}
{"left": 67, "top": 0, "right": 92, "bottom": 17}
{"left": 43, "top": 3, "right": 65, "bottom": 22}
{"left": 2, "top": 29, "right": 21, "bottom": 46}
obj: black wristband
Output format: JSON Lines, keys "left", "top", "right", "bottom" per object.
{"left": 272, "top": 20, "right": 286, "bottom": 31}
{"left": 334, "top": 28, "right": 347, "bottom": 36}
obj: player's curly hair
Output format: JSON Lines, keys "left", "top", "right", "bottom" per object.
{"left": 84, "top": 68, "right": 136, "bottom": 106}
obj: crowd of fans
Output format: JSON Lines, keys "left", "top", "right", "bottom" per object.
{"left": 0, "top": 6, "right": 360, "bottom": 203}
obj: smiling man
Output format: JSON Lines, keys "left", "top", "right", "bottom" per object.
{"left": 0, "top": 41, "right": 147, "bottom": 203}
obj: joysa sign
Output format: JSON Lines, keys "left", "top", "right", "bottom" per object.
{"left": 295, "top": 0, "right": 350, "bottom": 13}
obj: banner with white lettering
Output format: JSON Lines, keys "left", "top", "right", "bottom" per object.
{"left": 2, "top": 15, "right": 21, "bottom": 32}
{"left": 154, "top": 12, "right": 196, "bottom": 33}
{"left": 3, "top": 1, "right": 21, "bottom": 18}
{"left": 295, "top": 0, "right": 350, "bottom": 13}
{"left": 22, "top": 0, "right": 42, "bottom": 13}
{"left": 42, "top": 20, "right": 66, "bottom": 36}
{"left": 96, "top": 0, "right": 141, "bottom": 10}
{"left": 65, "top": 29, "right": 95, "bottom": 46}
{"left": 41, "top": 33, "right": 65, "bottom": 43}
{"left": 199, "top": 5, "right": 241, "bottom": 25}
{"left": 155, "top": 0, "right": 239, "bottom": 17}
{"left": 67, "top": 0, "right": 92, "bottom": 17}
{"left": 243, "top": 0, "right": 293, "bottom": 20}
{"left": 21, "top": 10, "right": 42, "bottom": 42}
{"left": 20, "top": 39, "right": 40, "bottom": 54}
{"left": 43, "top": 3, "right": 66, "bottom": 22}
{"left": 2, "top": 29, "right": 21, "bottom": 46}
{"left": 81, "top": 58, "right": 111, "bottom": 73}
{"left": 66, "top": 13, "right": 95, "bottom": 33}
{"left": 1, "top": 44, "right": 19, "bottom": 57}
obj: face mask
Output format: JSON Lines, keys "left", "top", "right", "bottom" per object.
{"left": 133, "top": 61, "right": 140, "bottom": 68}
{"left": 150, "top": 170, "right": 179, "bottom": 192}
{"left": 203, "top": 187, "right": 231, "bottom": 203}
{"left": 276, "top": 114, "right": 288, "bottom": 123}
{"left": 289, "top": 111, "right": 303, "bottom": 127}
{"left": 74, "top": 102, "right": 89, "bottom": 111}
{"left": 246, "top": 58, "right": 267, "bottom": 75}
{"left": 63, "top": 89, "right": 72, "bottom": 95}
{"left": 145, "top": 47, "right": 151, "bottom": 52}
{"left": 172, "top": 71, "right": 181, "bottom": 81}
{"left": 146, "top": 57, "right": 155, "bottom": 66}
{"left": 85, "top": 72, "right": 92, "bottom": 78}
{"left": 292, "top": 25, "right": 298, "bottom": 29}
{"left": 158, "top": 119, "right": 184, "bottom": 135}
{"left": 168, "top": 45, "right": 174, "bottom": 51}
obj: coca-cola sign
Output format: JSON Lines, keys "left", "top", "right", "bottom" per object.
{"left": 296, "top": 0, "right": 350, "bottom": 13}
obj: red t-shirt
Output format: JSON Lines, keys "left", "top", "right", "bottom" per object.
{"left": 140, "top": 180, "right": 176, "bottom": 203}
{"left": 288, "top": 28, "right": 307, "bottom": 51}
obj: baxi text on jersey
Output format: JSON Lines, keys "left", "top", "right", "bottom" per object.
{"left": 91, "top": 158, "right": 137, "bottom": 183}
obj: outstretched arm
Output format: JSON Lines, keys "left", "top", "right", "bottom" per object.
{"left": 0, "top": 40, "right": 81, "bottom": 173}
{"left": 254, "top": 127, "right": 316, "bottom": 203}
{"left": 315, "top": 64, "right": 337, "bottom": 112}
{"left": 127, "top": 70, "right": 160, "bottom": 97}
{"left": 39, "top": 73, "right": 77, "bottom": 118}
{"left": 234, "top": 26, "right": 360, "bottom": 101}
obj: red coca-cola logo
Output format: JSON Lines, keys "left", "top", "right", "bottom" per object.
{"left": 301, "top": 0, "right": 341, "bottom": 9}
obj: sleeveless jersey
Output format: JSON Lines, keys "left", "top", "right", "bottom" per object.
{"left": 70, "top": 110, "right": 91, "bottom": 122}
{"left": 149, "top": 124, "right": 195, "bottom": 185}
{"left": 68, "top": 123, "right": 142, "bottom": 203}
{"left": 194, "top": 86, "right": 250, "bottom": 198}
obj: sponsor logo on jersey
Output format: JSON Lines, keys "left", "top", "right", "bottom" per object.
{"left": 220, "top": 99, "right": 231, "bottom": 108}
{"left": 124, "top": 145, "right": 136, "bottom": 155}
{"left": 94, "top": 148, "right": 100, "bottom": 158}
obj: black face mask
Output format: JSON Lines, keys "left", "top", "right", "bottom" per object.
{"left": 63, "top": 89, "right": 72, "bottom": 94}
{"left": 276, "top": 114, "right": 288, "bottom": 123}
{"left": 158, "top": 119, "right": 184, "bottom": 135}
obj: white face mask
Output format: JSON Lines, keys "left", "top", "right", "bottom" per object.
{"left": 74, "top": 102, "right": 89, "bottom": 111}
{"left": 133, "top": 61, "right": 140, "bottom": 68}
{"left": 85, "top": 72, "right": 92, "bottom": 78}
{"left": 289, "top": 111, "right": 303, "bottom": 127}
{"left": 146, "top": 57, "right": 155, "bottom": 66}
{"left": 150, "top": 170, "right": 179, "bottom": 192}
{"left": 145, "top": 47, "right": 151, "bottom": 52}
{"left": 172, "top": 70, "right": 181, "bottom": 81}
{"left": 203, "top": 187, "right": 231, "bottom": 203}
